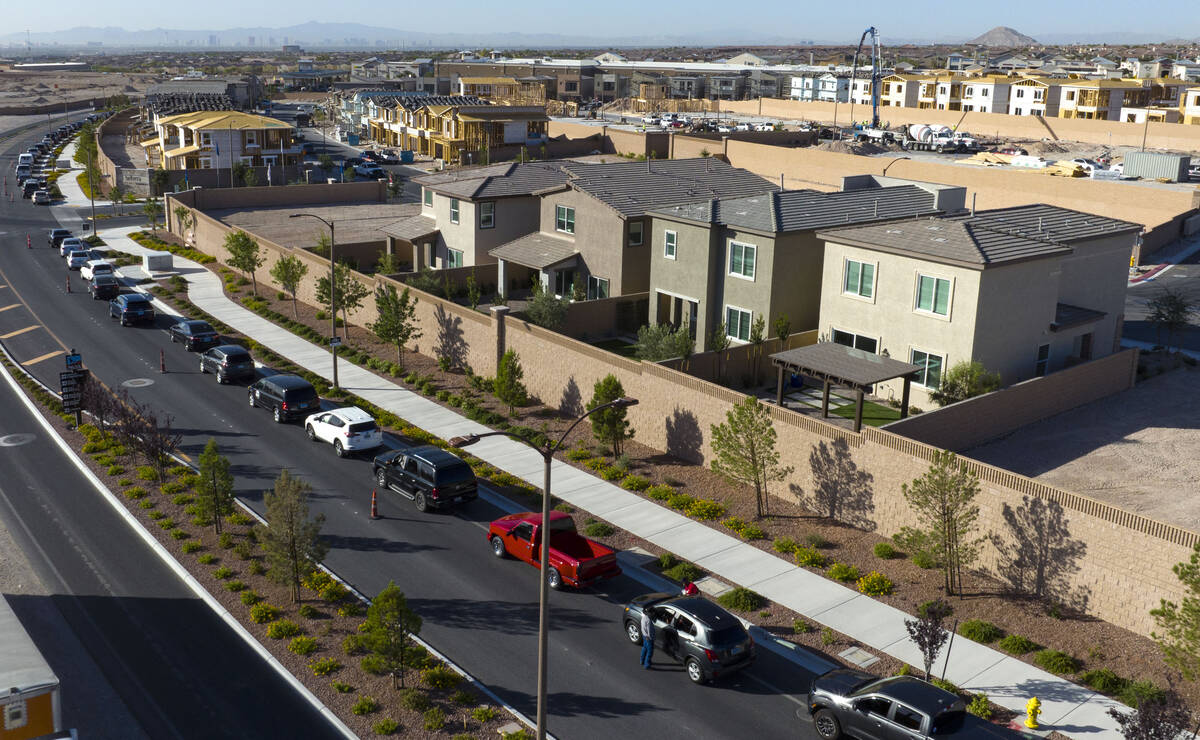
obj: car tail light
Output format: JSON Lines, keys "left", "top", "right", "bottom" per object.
{"left": 430, "top": 487, "right": 440, "bottom": 500}
{"left": 281, "top": 402, "right": 289, "bottom": 411}
{"left": 703, "top": 648, "right": 718, "bottom": 662}
{"left": 220, "top": 360, "right": 229, "bottom": 367}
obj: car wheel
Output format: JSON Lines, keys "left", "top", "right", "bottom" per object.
{"left": 625, "top": 620, "right": 642, "bottom": 645}
{"left": 685, "top": 657, "right": 706, "bottom": 684}
{"left": 199, "top": 359, "right": 206, "bottom": 374}
{"left": 248, "top": 392, "right": 256, "bottom": 408}
{"left": 813, "top": 709, "right": 841, "bottom": 739}
{"left": 334, "top": 440, "right": 346, "bottom": 458}
{"left": 547, "top": 568, "right": 562, "bottom": 590}
{"left": 491, "top": 535, "right": 507, "bottom": 558}
{"left": 306, "top": 425, "right": 317, "bottom": 441}
{"left": 414, "top": 492, "right": 429, "bottom": 512}
{"left": 170, "top": 333, "right": 177, "bottom": 343}
{"left": 216, "top": 372, "right": 225, "bottom": 385}
{"left": 376, "top": 468, "right": 387, "bottom": 488}
{"left": 272, "top": 406, "right": 283, "bottom": 423}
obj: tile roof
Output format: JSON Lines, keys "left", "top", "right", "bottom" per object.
{"left": 381, "top": 215, "right": 439, "bottom": 242}
{"left": 560, "top": 158, "right": 775, "bottom": 217}
{"left": 156, "top": 110, "right": 291, "bottom": 130}
{"left": 653, "top": 185, "right": 941, "bottom": 233}
{"left": 415, "top": 162, "right": 570, "bottom": 199}
{"left": 489, "top": 232, "right": 577, "bottom": 269}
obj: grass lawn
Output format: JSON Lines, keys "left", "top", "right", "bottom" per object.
{"left": 591, "top": 338, "right": 639, "bottom": 359}
{"left": 831, "top": 398, "right": 902, "bottom": 426}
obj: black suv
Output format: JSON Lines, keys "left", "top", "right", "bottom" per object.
{"left": 89, "top": 275, "right": 121, "bottom": 301}
{"left": 200, "top": 345, "right": 256, "bottom": 384}
{"left": 808, "top": 671, "right": 989, "bottom": 740}
{"left": 622, "top": 593, "right": 755, "bottom": 684}
{"left": 372, "top": 445, "right": 478, "bottom": 512}
{"left": 108, "top": 294, "right": 155, "bottom": 326}
{"left": 248, "top": 374, "right": 319, "bottom": 422}
{"left": 48, "top": 228, "right": 72, "bottom": 248}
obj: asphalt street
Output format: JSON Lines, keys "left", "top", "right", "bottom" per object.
{"left": 1124, "top": 250, "right": 1200, "bottom": 352}
{"left": 2, "top": 123, "right": 825, "bottom": 738}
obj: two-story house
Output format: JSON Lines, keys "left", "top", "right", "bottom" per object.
{"left": 383, "top": 162, "right": 570, "bottom": 272}
{"left": 879, "top": 74, "right": 922, "bottom": 108}
{"left": 916, "top": 74, "right": 966, "bottom": 111}
{"left": 960, "top": 75, "right": 1012, "bottom": 114}
{"left": 645, "top": 178, "right": 964, "bottom": 350}
{"left": 1006, "top": 77, "right": 1062, "bottom": 117}
{"left": 489, "top": 159, "right": 775, "bottom": 301}
{"left": 790, "top": 72, "right": 849, "bottom": 103}
{"left": 1058, "top": 79, "right": 1149, "bottom": 120}
{"left": 1181, "top": 86, "right": 1200, "bottom": 124}
{"left": 142, "top": 110, "right": 296, "bottom": 171}
{"left": 815, "top": 205, "right": 1141, "bottom": 407}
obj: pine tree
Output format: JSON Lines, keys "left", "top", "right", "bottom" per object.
{"left": 224, "top": 230, "right": 266, "bottom": 295}
{"left": 898, "top": 451, "right": 982, "bottom": 596}
{"left": 195, "top": 438, "right": 234, "bottom": 535}
{"left": 363, "top": 582, "right": 422, "bottom": 689}
{"left": 710, "top": 395, "right": 793, "bottom": 518}
{"left": 493, "top": 349, "right": 528, "bottom": 415}
{"left": 368, "top": 284, "right": 421, "bottom": 363}
{"left": 260, "top": 470, "right": 327, "bottom": 603}
{"left": 587, "top": 374, "right": 634, "bottom": 456}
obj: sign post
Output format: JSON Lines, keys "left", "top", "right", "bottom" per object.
{"left": 61, "top": 350, "right": 85, "bottom": 426}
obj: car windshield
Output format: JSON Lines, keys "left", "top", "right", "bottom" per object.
{"left": 348, "top": 421, "right": 377, "bottom": 434}
{"left": 434, "top": 464, "right": 475, "bottom": 485}
{"left": 282, "top": 386, "right": 317, "bottom": 402}
{"left": 707, "top": 625, "right": 748, "bottom": 647}
{"left": 126, "top": 296, "right": 149, "bottom": 305}
{"left": 189, "top": 322, "right": 214, "bottom": 333}
{"left": 94, "top": 276, "right": 117, "bottom": 285}
{"left": 548, "top": 516, "right": 577, "bottom": 534}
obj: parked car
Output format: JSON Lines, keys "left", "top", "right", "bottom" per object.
{"left": 59, "top": 237, "right": 85, "bottom": 257}
{"left": 373, "top": 445, "right": 477, "bottom": 512}
{"left": 32, "top": 190, "right": 50, "bottom": 205}
{"left": 169, "top": 319, "right": 220, "bottom": 350}
{"left": 343, "top": 157, "right": 363, "bottom": 168}
{"left": 304, "top": 407, "right": 383, "bottom": 457}
{"left": 361, "top": 150, "right": 380, "bottom": 162}
{"left": 66, "top": 250, "right": 91, "bottom": 270}
{"left": 108, "top": 293, "right": 155, "bottom": 325}
{"left": 377, "top": 149, "right": 400, "bottom": 164}
{"left": 622, "top": 592, "right": 755, "bottom": 684}
{"left": 354, "top": 163, "right": 386, "bottom": 179}
{"left": 88, "top": 275, "right": 121, "bottom": 301}
{"left": 995, "top": 146, "right": 1028, "bottom": 156}
{"left": 489, "top": 511, "right": 622, "bottom": 589}
{"left": 199, "top": 344, "right": 256, "bottom": 384}
{"left": 641, "top": 115, "right": 660, "bottom": 125}
{"left": 248, "top": 374, "right": 319, "bottom": 423}
{"left": 80, "top": 260, "right": 113, "bottom": 281}
{"left": 1109, "top": 163, "right": 1124, "bottom": 176}
{"left": 806, "top": 671, "right": 994, "bottom": 739}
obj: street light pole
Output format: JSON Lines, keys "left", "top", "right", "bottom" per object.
{"left": 288, "top": 213, "right": 338, "bottom": 389}
{"left": 450, "top": 396, "right": 638, "bottom": 740}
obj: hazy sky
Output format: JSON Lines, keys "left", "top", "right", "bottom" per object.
{"left": 6, "top": 0, "right": 1199, "bottom": 41}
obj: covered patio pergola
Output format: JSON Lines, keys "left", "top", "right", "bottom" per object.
{"left": 769, "top": 342, "right": 922, "bottom": 432}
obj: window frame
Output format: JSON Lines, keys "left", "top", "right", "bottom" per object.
{"left": 725, "top": 305, "right": 753, "bottom": 343}
{"left": 555, "top": 204, "right": 575, "bottom": 235}
{"left": 728, "top": 241, "right": 756, "bottom": 280}
{"left": 910, "top": 348, "right": 945, "bottom": 389}
{"left": 423, "top": 187, "right": 433, "bottom": 207}
{"left": 479, "top": 201, "right": 495, "bottom": 229}
{"left": 831, "top": 328, "right": 878, "bottom": 354}
{"left": 449, "top": 197, "right": 460, "bottom": 224}
{"left": 586, "top": 275, "right": 610, "bottom": 301}
{"left": 1035, "top": 343, "right": 1050, "bottom": 377}
{"left": 628, "top": 220, "right": 644, "bottom": 246}
{"left": 842, "top": 258, "right": 876, "bottom": 300}
{"left": 664, "top": 230, "right": 677, "bottom": 259}
{"left": 914, "top": 274, "right": 952, "bottom": 318}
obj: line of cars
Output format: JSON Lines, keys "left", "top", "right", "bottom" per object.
{"left": 16, "top": 114, "right": 107, "bottom": 203}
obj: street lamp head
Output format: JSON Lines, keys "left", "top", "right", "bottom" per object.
{"left": 449, "top": 434, "right": 480, "bottom": 448}
{"left": 611, "top": 397, "right": 638, "bottom": 409}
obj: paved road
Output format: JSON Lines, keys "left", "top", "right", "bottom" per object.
{"left": 0, "top": 127, "right": 346, "bottom": 740}
{"left": 4, "top": 126, "right": 824, "bottom": 738}
{"left": 1125, "top": 248, "right": 1200, "bottom": 353}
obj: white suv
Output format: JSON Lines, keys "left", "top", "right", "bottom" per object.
{"left": 80, "top": 260, "right": 114, "bottom": 281}
{"left": 304, "top": 407, "right": 383, "bottom": 457}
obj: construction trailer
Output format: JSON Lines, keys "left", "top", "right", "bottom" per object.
{"left": 0, "top": 596, "right": 63, "bottom": 740}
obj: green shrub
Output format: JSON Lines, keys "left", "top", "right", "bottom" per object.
{"left": 1080, "top": 668, "right": 1127, "bottom": 695}
{"left": 107, "top": 464, "right": 125, "bottom": 475}
{"left": 218, "top": 532, "right": 234, "bottom": 549}
{"left": 289, "top": 636, "right": 318, "bottom": 655}
{"left": 553, "top": 503, "right": 575, "bottom": 514}
{"left": 171, "top": 529, "right": 189, "bottom": 540}
{"left": 584, "top": 520, "right": 614, "bottom": 537}
{"left": 895, "top": 664, "right": 912, "bottom": 676}
{"left": 172, "top": 493, "right": 195, "bottom": 505}
{"left": 598, "top": 466, "right": 623, "bottom": 481}
{"left": 931, "top": 678, "right": 959, "bottom": 694}
{"left": 827, "top": 562, "right": 860, "bottom": 582}
{"left": 361, "top": 655, "right": 387, "bottom": 675}
{"left": 332, "top": 681, "right": 355, "bottom": 693}
{"left": 821, "top": 627, "right": 836, "bottom": 646}
{"left": 343, "top": 633, "right": 366, "bottom": 656}
{"left": 917, "top": 600, "right": 953, "bottom": 619}
{"left": 320, "top": 582, "right": 351, "bottom": 603}
{"left": 472, "top": 706, "right": 499, "bottom": 722}
{"left": 873, "top": 542, "right": 898, "bottom": 559}
{"left": 227, "top": 512, "right": 255, "bottom": 526}
{"left": 224, "top": 580, "right": 246, "bottom": 592}
{"left": 141, "top": 500, "right": 158, "bottom": 511}
{"left": 352, "top": 696, "right": 380, "bottom": 715}
{"left": 997, "top": 634, "right": 1039, "bottom": 655}
{"left": 160, "top": 481, "right": 185, "bottom": 495}
{"left": 136, "top": 466, "right": 157, "bottom": 481}
{"left": 233, "top": 541, "right": 253, "bottom": 560}
{"left": 156, "top": 517, "right": 176, "bottom": 530}
{"left": 266, "top": 620, "right": 302, "bottom": 639}
{"left": 240, "top": 590, "right": 261, "bottom": 606}
{"left": 667, "top": 493, "right": 696, "bottom": 510}
{"left": 646, "top": 484, "right": 674, "bottom": 500}
{"left": 298, "top": 604, "right": 319, "bottom": 618}
{"left": 959, "top": 620, "right": 1004, "bottom": 644}
{"left": 794, "top": 546, "right": 829, "bottom": 568}
{"left": 422, "top": 708, "right": 446, "bottom": 731}
{"left": 773, "top": 537, "right": 799, "bottom": 554}
{"left": 1033, "top": 649, "right": 1080, "bottom": 674}
{"left": 723, "top": 516, "right": 747, "bottom": 534}
{"left": 337, "top": 603, "right": 363, "bottom": 617}
{"left": 249, "top": 561, "right": 266, "bottom": 576}
{"left": 1119, "top": 680, "right": 1166, "bottom": 708}
{"left": 620, "top": 474, "right": 650, "bottom": 491}
{"left": 310, "top": 658, "right": 341, "bottom": 676}
{"left": 686, "top": 499, "right": 726, "bottom": 520}
{"left": 717, "top": 587, "right": 765, "bottom": 612}
{"left": 911, "top": 551, "right": 938, "bottom": 569}
{"left": 124, "top": 486, "right": 147, "bottom": 499}
{"left": 197, "top": 553, "right": 216, "bottom": 564}
{"left": 372, "top": 718, "right": 400, "bottom": 736}
{"left": 250, "top": 602, "right": 281, "bottom": 624}
{"left": 213, "top": 566, "right": 234, "bottom": 580}
{"left": 451, "top": 690, "right": 476, "bottom": 706}
{"left": 422, "top": 666, "right": 461, "bottom": 690}
{"left": 565, "top": 447, "right": 593, "bottom": 462}
{"left": 400, "top": 688, "right": 430, "bottom": 711}
{"left": 182, "top": 540, "right": 203, "bottom": 554}
{"left": 856, "top": 571, "right": 894, "bottom": 596}
{"left": 738, "top": 523, "right": 766, "bottom": 540}
{"left": 658, "top": 552, "right": 678, "bottom": 569}
{"left": 793, "top": 618, "right": 815, "bottom": 634}
{"left": 662, "top": 562, "right": 702, "bottom": 584}
{"left": 117, "top": 478, "right": 133, "bottom": 487}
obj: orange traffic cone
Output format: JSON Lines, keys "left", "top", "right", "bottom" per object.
{"left": 370, "top": 488, "right": 380, "bottom": 520}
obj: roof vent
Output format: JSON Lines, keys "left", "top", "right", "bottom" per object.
{"left": 886, "top": 229, "right": 903, "bottom": 234}
{"left": 931, "top": 237, "right": 947, "bottom": 242}
{"left": 926, "top": 225, "right": 942, "bottom": 231}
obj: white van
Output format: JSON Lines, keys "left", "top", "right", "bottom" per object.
{"left": 17, "top": 153, "right": 34, "bottom": 168}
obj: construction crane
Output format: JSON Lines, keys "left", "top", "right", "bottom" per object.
{"left": 846, "top": 26, "right": 883, "bottom": 131}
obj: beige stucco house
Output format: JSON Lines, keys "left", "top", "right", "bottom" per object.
{"left": 816, "top": 205, "right": 1141, "bottom": 407}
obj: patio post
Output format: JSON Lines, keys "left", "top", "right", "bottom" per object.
{"left": 775, "top": 364, "right": 785, "bottom": 405}
{"left": 854, "top": 388, "right": 865, "bottom": 433}
{"left": 821, "top": 379, "right": 831, "bottom": 418}
{"left": 900, "top": 378, "right": 911, "bottom": 419}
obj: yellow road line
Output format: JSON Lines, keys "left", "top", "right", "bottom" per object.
{"left": 0, "top": 304, "right": 21, "bottom": 312}
{"left": 24, "top": 350, "right": 64, "bottom": 366}
{"left": 0, "top": 325, "right": 40, "bottom": 340}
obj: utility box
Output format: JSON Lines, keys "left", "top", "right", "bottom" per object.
{"left": 143, "top": 251, "right": 172, "bottom": 272}
{"left": 1122, "top": 151, "right": 1188, "bottom": 182}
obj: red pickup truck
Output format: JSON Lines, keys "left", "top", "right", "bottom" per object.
{"left": 488, "top": 512, "right": 622, "bottom": 590}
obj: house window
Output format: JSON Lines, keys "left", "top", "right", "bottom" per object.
{"left": 245, "top": 131, "right": 257, "bottom": 146}
{"left": 449, "top": 198, "right": 460, "bottom": 224}
{"left": 916, "top": 275, "right": 951, "bottom": 316}
{"left": 1016, "top": 88, "right": 1025, "bottom": 98}
{"left": 479, "top": 201, "right": 494, "bottom": 229}
{"left": 587, "top": 275, "right": 610, "bottom": 300}
{"left": 728, "top": 241, "right": 756, "bottom": 279}
{"left": 200, "top": 131, "right": 212, "bottom": 147}
{"left": 423, "top": 188, "right": 433, "bottom": 207}
{"left": 664, "top": 230, "right": 677, "bottom": 259}
{"left": 725, "top": 306, "right": 752, "bottom": 342}
{"left": 628, "top": 220, "right": 643, "bottom": 246}
{"left": 981, "top": 88, "right": 989, "bottom": 97}
{"left": 910, "top": 349, "right": 944, "bottom": 389}
{"left": 1035, "top": 343, "right": 1050, "bottom": 377}
{"left": 843, "top": 259, "right": 875, "bottom": 298}
{"left": 831, "top": 329, "right": 878, "bottom": 354}
{"left": 555, "top": 205, "right": 575, "bottom": 234}
{"left": 564, "top": 81, "right": 578, "bottom": 92}
{"left": 446, "top": 249, "right": 463, "bottom": 269}
{"left": 199, "top": 157, "right": 212, "bottom": 168}
{"left": 554, "top": 268, "right": 577, "bottom": 297}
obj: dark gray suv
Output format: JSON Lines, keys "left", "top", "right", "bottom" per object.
{"left": 248, "top": 374, "right": 319, "bottom": 422}
{"left": 808, "top": 670, "right": 982, "bottom": 740}
{"left": 622, "top": 593, "right": 755, "bottom": 684}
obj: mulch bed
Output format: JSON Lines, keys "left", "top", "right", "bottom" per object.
{"left": 136, "top": 235, "right": 1193, "bottom": 722}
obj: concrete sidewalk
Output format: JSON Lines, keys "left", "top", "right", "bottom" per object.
{"left": 98, "top": 224, "right": 1128, "bottom": 739}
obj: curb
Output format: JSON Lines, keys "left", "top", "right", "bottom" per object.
{"left": 1128, "top": 263, "right": 1168, "bottom": 284}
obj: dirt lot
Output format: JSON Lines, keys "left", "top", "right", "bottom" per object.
{"left": 968, "top": 363, "right": 1200, "bottom": 531}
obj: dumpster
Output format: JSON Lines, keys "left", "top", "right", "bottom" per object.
{"left": 400, "top": 150, "right": 415, "bottom": 164}
{"left": 346, "top": 134, "right": 360, "bottom": 146}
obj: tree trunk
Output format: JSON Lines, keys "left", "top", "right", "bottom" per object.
{"left": 291, "top": 295, "right": 298, "bottom": 318}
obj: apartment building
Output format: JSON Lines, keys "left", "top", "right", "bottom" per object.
{"left": 960, "top": 75, "right": 1011, "bottom": 113}
{"left": 1182, "top": 87, "right": 1200, "bottom": 124}
{"left": 435, "top": 58, "right": 597, "bottom": 101}
{"left": 789, "top": 72, "right": 849, "bottom": 103}
{"left": 1058, "top": 79, "right": 1149, "bottom": 120}
{"left": 456, "top": 77, "right": 547, "bottom": 104}
{"left": 916, "top": 74, "right": 968, "bottom": 111}
{"left": 645, "top": 179, "right": 963, "bottom": 351}
{"left": 879, "top": 74, "right": 922, "bottom": 108}
{"left": 489, "top": 159, "right": 775, "bottom": 301}
{"left": 815, "top": 205, "right": 1140, "bottom": 407}
{"left": 1007, "top": 77, "right": 1061, "bottom": 117}
{"left": 142, "top": 110, "right": 296, "bottom": 170}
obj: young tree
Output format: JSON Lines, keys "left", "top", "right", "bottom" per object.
{"left": 635, "top": 323, "right": 686, "bottom": 362}
{"left": 143, "top": 199, "right": 164, "bottom": 235}
{"left": 231, "top": 161, "right": 249, "bottom": 188}
{"left": 260, "top": 469, "right": 327, "bottom": 603}
{"left": 1152, "top": 542, "right": 1200, "bottom": 680}
{"left": 929, "top": 361, "right": 1001, "bottom": 407}
{"left": 675, "top": 321, "right": 695, "bottom": 371}
{"left": 269, "top": 255, "right": 309, "bottom": 317}
{"left": 242, "top": 168, "right": 259, "bottom": 188}
{"left": 466, "top": 273, "right": 482, "bottom": 310}
{"left": 363, "top": 582, "right": 423, "bottom": 689}
{"left": 172, "top": 204, "right": 192, "bottom": 236}
{"left": 315, "top": 261, "right": 370, "bottom": 328}
{"left": 525, "top": 290, "right": 569, "bottom": 331}
{"left": 749, "top": 315, "right": 766, "bottom": 386}
{"left": 224, "top": 230, "right": 266, "bottom": 296}
{"left": 898, "top": 450, "right": 982, "bottom": 596}
{"left": 1146, "top": 287, "right": 1196, "bottom": 353}
{"left": 318, "top": 153, "right": 335, "bottom": 172}
{"left": 117, "top": 396, "right": 181, "bottom": 487}
{"left": 375, "top": 249, "right": 400, "bottom": 275}
{"left": 195, "top": 438, "right": 234, "bottom": 535}
{"left": 493, "top": 349, "right": 528, "bottom": 415}
{"left": 904, "top": 599, "right": 952, "bottom": 680}
{"left": 710, "top": 395, "right": 794, "bottom": 518}
{"left": 1107, "top": 691, "right": 1192, "bottom": 740}
{"left": 109, "top": 185, "right": 125, "bottom": 216}
{"left": 369, "top": 283, "right": 421, "bottom": 363}
{"left": 587, "top": 374, "right": 634, "bottom": 456}
{"left": 774, "top": 313, "right": 791, "bottom": 351}
{"left": 709, "top": 322, "right": 731, "bottom": 382}
{"left": 150, "top": 168, "right": 170, "bottom": 198}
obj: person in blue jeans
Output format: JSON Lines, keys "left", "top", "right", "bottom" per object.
{"left": 640, "top": 609, "right": 655, "bottom": 669}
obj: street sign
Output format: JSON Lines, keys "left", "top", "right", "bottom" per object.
{"left": 329, "top": 336, "right": 342, "bottom": 347}
{"left": 59, "top": 370, "right": 86, "bottom": 414}
{"left": 64, "top": 352, "right": 82, "bottom": 370}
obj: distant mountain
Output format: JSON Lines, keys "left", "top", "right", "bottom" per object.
{"left": 967, "top": 27, "right": 1039, "bottom": 47}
